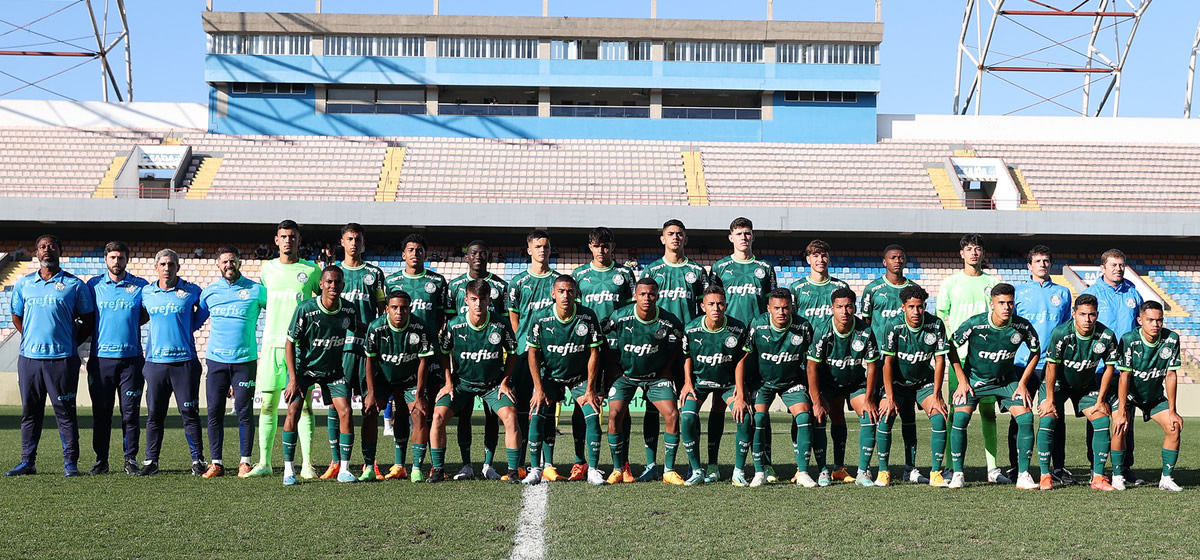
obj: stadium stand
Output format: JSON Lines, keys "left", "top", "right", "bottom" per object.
{"left": 0, "top": 127, "right": 171, "bottom": 198}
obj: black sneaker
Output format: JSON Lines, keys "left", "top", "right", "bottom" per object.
{"left": 88, "top": 461, "right": 109, "bottom": 476}
{"left": 190, "top": 461, "right": 208, "bottom": 476}
{"left": 1051, "top": 467, "right": 1073, "bottom": 485}
{"left": 124, "top": 459, "right": 141, "bottom": 475}
{"left": 1126, "top": 470, "right": 1147, "bottom": 486}
{"left": 506, "top": 469, "right": 521, "bottom": 484}
{"left": 138, "top": 461, "right": 159, "bottom": 477}
{"left": 427, "top": 467, "right": 446, "bottom": 483}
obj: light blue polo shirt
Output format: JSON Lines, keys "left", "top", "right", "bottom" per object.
{"left": 1014, "top": 278, "right": 1071, "bottom": 368}
{"left": 1081, "top": 278, "right": 1142, "bottom": 339}
{"left": 199, "top": 275, "right": 267, "bottom": 364}
{"left": 11, "top": 268, "right": 95, "bottom": 359}
{"left": 87, "top": 273, "right": 150, "bottom": 359}
{"left": 141, "top": 278, "right": 207, "bottom": 364}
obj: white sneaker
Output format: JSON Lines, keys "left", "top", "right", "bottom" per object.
{"left": 987, "top": 468, "right": 1012, "bottom": 484}
{"left": 1015, "top": 471, "right": 1038, "bottom": 490}
{"left": 1159, "top": 476, "right": 1183, "bottom": 492}
{"left": 796, "top": 471, "right": 818, "bottom": 488}
{"left": 749, "top": 472, "right": 767, "bottom": 487}
{"left": 481, "top": 463, "right": 501, "bottom": 480}
{"left": 382, "top": 416, "right": 394, "bottom": 437}
{"left": 453, "top": 465, "right": 475, "bottom": 481}
{"left": 1111, "top": 475, "right": 1127, "bottom": 491}
{"left": 521, "top": 468, "right": 542, "bottom": 485}
{"left": 948, "top": 472, "right": 965, "bottom": 489}
{"left": 904, "top": 467, "right": 929, "bottom": 484}
{"left": 587, "top": 468, "right": 606, "bottom": 486}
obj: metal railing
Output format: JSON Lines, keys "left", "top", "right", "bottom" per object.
{"left": 549, "top": 105, "right": 650, "bottom": 118}
{"left": 438, "top": 103, "right": 537, "bottom": 117}
{"left": 661, "top": 107, "right": 761, "bottom": 120}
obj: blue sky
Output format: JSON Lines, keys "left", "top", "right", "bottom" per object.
{"left": 2, "top": 0, "right": 1198, "bottom": 117}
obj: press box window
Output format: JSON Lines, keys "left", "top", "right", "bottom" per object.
{"left": 231, "top": 83, "right": 308, "bottom": 95}
{"left": 784, "top": 91, "right": 859, "bottom": 103}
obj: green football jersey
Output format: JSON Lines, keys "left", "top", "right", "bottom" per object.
{"left": 440, "top": 312, "right": 517, "bottom": 392}
{"left": 527, "top": 305, "right": 604, "bottom": 384}
{"left": 742, "top": 312, "right": 815, "bottom": 390}
{"left": 364, "top": 314, "right": 435, "bottom": 385}
{"left": 507, "top": 268, "right": 559, "bottom": 354}
{"left": 808, "top": 317, "right": 880, "bottom": 388}
{"left": 338, "top": 261, "right": 386, "bottom": 352}
{"left": 1117, "top": 328, "right": 1181, "bottom": 403}
{"left": 710, "top": 255, "right": 777, "bottom": 326}
{"left": 682, "top": 315, "right": 748, "bottom": 389}
{"left": 572, "top": 262, "right": 635, "bottom": 321}
{"left": 605, "top": 306, "right": 684, "bottom": 381}
{"left": 861, "top": 276, "right": 919, "bottom": 346}
{"left": 446, "top": 272, "right": 508, "bottom": 320}
{"left": 286, "top": 297, "right": 357, "bottom": 378}
{"left": 643, "top": 257, "right": 708, "bottom": 324}
{"left": 1044, "top": 321, "right": 1119, "bottom": 391}
{"left": 951, "top": 312, "right": 1039, "bottom": 386}
{"left": 880, "top": 312, "right": 950, "bottom": 385}
{"left": 936, "top": 271, "right": 998, "bottom": 340}
{"left": 790, "top": 276, "right": 851, "bottom": 333}
{"left": 384, "top": 269, "right": 450, "bottom": 333}
{"left": 259, "top": 258, "right": 320, "bottom": 348}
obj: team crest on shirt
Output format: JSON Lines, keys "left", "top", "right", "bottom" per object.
{"left": 1093, "top": 342, "right": 1106, "bottom": 354}
{"left": 654, "top": 328, "right": 666, "bottom": 340}
{"left": 685, "top": 272, "right": 698, "bottom": 284}
{"left": 490, "top": 287, "right": 500, "bottom": 299}
{"left": 125, "top": 284, "right": 138, "bottom": 294}
{"left": 297, "top": 272, "right": 308, "bottom": 283}
{"left": 852, "top": 339, "right": 865, "bottom": 352}
{"left": 924, "top": 332, "right": 938, "bottom": 345}
{"left": 1160, "top": 347, "right": 1173, "bottom": 360}
{"left": 364, "top": 273, "right": 375, "bottom": 285}
{"left": 1125, "top": 298, "right": 1136, "bottom": 309}
{"left": 175, "top": 289, "right": 188, "bottom": 299}
{"left": 575, "top": 323, "right": 589, "bottom": 337}
{"left": 983, "top": 286, "right": 993, "bottom": 298}
{"left": 54, "top": 282, "right": 65, "bottom": 291}
{"left": 754, "top": 268, "right": 766, "bottom": 279}
{"left": 425, "top": 282, "right": 437, "bottom": 294}
{"left": 488, "top": 332, "right": 502, "bottom": 345}
{"left": 613, "top": 273, "right": 625, "bottom": 286}
{"left": 408, "top": 333, "right": 420, "bottom": 345}
{"left": 1010, "top": 332, "right": 1022, "bottom": 344}
{"left": 725, "top": 335, "right": 739, "bottom": 348}
{"left": 238, "top": 289, "right": 249, "bottom": 300}
{"left": 1050, "top": 294, "right": 1062, "bottom": 306}
{"left": 341, "top": 318, "right": 351, "bottom": 329}
{"left": 790, "top": 334, "right": 802, "bottom": 346}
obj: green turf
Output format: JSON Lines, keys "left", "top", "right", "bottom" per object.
{"left": 0, "top": 407, "right": 1197, "bottom": 558}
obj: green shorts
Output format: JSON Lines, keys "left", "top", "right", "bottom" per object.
{"left": 964, "top": 377, "right": 1027, "bottom": 412}
{"left": 372, "top": 374, "right": 423, "bottom": 405}
{"left": 256, "top": 347, "right": 288, "bottom": 392}
{"left": 754, "top": 381, "right": 811, "bottom": 408}
{"left": 1110, "top": 394, "right": 1170, "bottom": 422}
{"left": 435, "top": 385, "right": 515, "bottom": 415}
{"left": 1040, "top": 382, "right": 1100, "bottom": 418}
{"left": 288, "top": 374, "right": 350, "bottom": 403}
{"left": 543, "top": 377, "right": 589, "bottom": 404}
{"left": 341, "top": 351, "right": 367, "bottom": 400}
{"left": 687, "top": 384, "right": 737, "bottom": 406}
{"left": 608, "top": 375, "right": 677, "bottom": 404}
{"left": 891, "top": 380, "right": 937, "bottom": 409}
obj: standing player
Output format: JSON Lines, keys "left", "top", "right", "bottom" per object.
{"left": 877, "top": 285, "right": 953, "bottom": 487}
{"left": 604, "top": 278, "right": 686, "bottom": 485}
{"left": 446, "top": 240, "right": 507, "bottom": 480}
{"left": 245, "top": 220, "right": 320, "bottom": 479}
{"left": 1110, "top": 301, "right": 1184, "bottom": 492}
{"left": 1010, "top": 245, "right": 1071, "bottom": 483}
{"left": 522, "top": 275, "right": 605, "bottom": 485}
{"left": 7, "top": 235, "right": 94, "bottom": 477}
{"left": 861, "top": 244, "right": 928, "bottom": 484}
{"left": 363, "top": 290, "right": 434, "bottom": 482}
{"left": 428, "top": 279, "right": 522, "bottom": 483}
{"left": 333, "top": 223, "right": 387, "bottom": 481}
{"left": 140, "top": 249, "right": 209, "bottom": 476}
{"left": 1036, "top": 294, "right": 1118, "bottom": 491}
{"left": 807, "top": 288, "right": 882, "bottom": 487}
{"left": 507, "top": 230, "right": 560, "bottom": 480}
{"left": 947, "top": 283, "right": 1040, "bottom": 489}
{"left": 642, "top": 220, "right": 706, "bottom": 482}
{"left": 280, "top": 266, "right": 360, "bottom": 486}
{"left": 707, "top": 217, "right": 774, "bottom": 483}
{"left": 198, "top": 246, "right": 267, "bottom": 478}
{"left": 85, "top": 240, "right": 148, "bottom": 475}
{"left": 936, "top": 233, "right": 1004, "bottom": 483}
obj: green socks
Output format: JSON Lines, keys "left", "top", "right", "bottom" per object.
{"left": 571, "top": 406, "right": 586, "bottom": 465}
{"left": 542, "top": 405, "right": 557, "bottom": 467}
{"left": 1110, "top": 449, "right": 1125, "bottom": 476}
{"left": 362, "top": 439, "right": 376, "bottom": 466}
{"left": 1090, "top": 416, "right": 1111, "bottom": 477}
{"left": 876, "top": 414, "right": 895, "bottom": 472}
{"left": 338, "top": 432, "right": 354, "bottom": 464}
{"left": 643, "top": 407, "right": 660, "bottom": 466}
{"left": 812, "top": 418, "right": 828, "bottom": 471}
{"left": 528, "top": 409, "right": 547, "bottom": 467}
{"left": 707, "top": 402, "right": 726, "bottom": 466}
{"left": 457, "top": 415, "right": 474, "bottom": 466}
{"left": 979, "top": 400, "right": 999, "bottom": 471}
{"left": 900, "top": 405, "right": 918, "bottom": 468}
{"left": 506, "top": 448, "right": 520, "bottom": 472}
{"left": 411, "top": 443, "right": 427, "bottom": 472}
{"left": 327, "top": 408, "right": 339, "bottom": 462}
{"left": 582, "top": 404, "right": 602, "bottom": 469}
{"left": 297, "top": 394, "right": 313, "bottom": 465}
{"left": 831, "top": 423, "right": 847, "bottom": 468}
{"left": 431, "top": 447, "right": 446, "bottom": 469}
{"left": 258, "top": 391, "right": 281, "bottom": 465}
{"left": 734, "top": 408, "right": 752, "bottom": 470}
{"left": 1037, "top": 415, "right": 1056, "bottom": 475}
{"left": 951, "top": 411, "right": 971, "bottom": 472}
{"left": 1014, "top": 412, "right": 1033, "bottom": 474}
{"left": 608, "top": 432, "right": 624, "bottom": 468}
{"left": 930, "top": 413, "right": 948, "bottom": 472}
{"left": 483, "top": 409, "right": 499, "bottom": 467}
{"left": 1163, "top": 448, "right": 1179, "bottom": 478}
{"left": 663, "top": 432, "right": 680, "bottom": 471}
{"left": 752, "top": 412, "right": 769, "bottom": 471}
{"left": 282, "top": 430, "right": 297, "bottom": 462}
{"left": 794, "top": 412, "right": 812, "bottom": 469}
{"left": 680, "top": 401, "right": 703, "bottom": 472}
{"left": 857, "top": 413, "right": 876, "bottom": 473}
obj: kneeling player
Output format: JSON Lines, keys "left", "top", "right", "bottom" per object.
{"left": 363, "top": 291, "right": 434, "bottom": 482}
{"left": 428, "top": 279, "right": 523, "bottom": 483}
{"left": 877, "top": 285, "right": 953, "bottom": 487}
{"left": 281, "top": 266, "right": 359, "bottom": 486}
{"left": 948, "top": 283, "right": 1040, "bottom": 489}
{"left": 1036, "top": 294, "right": 1119, "bottom": 491}
{"left": 1111, "top": 301, "right": 1184, "bottom": 492}
{"left": 523, "top": 275, "right": 606, "bottom": 485}
{"left": 808, "top": 288, "right": 882, "bottom": 487}
{"left": 681, "top": 286, "right": 750, "bottom": 486}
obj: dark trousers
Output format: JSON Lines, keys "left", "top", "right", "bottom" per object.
{"left": 87, "top": 356, "right": 145, "bottom": 463}
{"left": 144, "top": 360, "right": 204, "bottom": 463}
{"left": 18, "top": 355, "right": 81, "bottom": 467}
{"left": 205, "top": 360, "right": 256, "bottom": 462}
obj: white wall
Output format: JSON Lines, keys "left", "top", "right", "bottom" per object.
{"left": 880, "top": 113, "right": 1200, "bottom": 144}
{"left": 0, "top": 100, "right": 206, "bottom": 130}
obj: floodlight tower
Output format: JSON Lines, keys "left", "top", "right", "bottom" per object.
{"left": 1186, "top": 19, "right": 1200, "bottom": 117}
{"left": 952, "top": 0, "right": 1152, "bottom": 116}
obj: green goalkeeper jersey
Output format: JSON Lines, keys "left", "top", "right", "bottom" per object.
{"left": 259, "top": 258, "right": 320, "bottom": 349}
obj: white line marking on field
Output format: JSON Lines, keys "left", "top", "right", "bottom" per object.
{"left": 510, "top": 483, "right": 548, "bottom": 560}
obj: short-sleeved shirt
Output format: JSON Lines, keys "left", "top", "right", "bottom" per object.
{"left": 951, "top": 312, "right": 1040, "bottom": 386}
{"left": 644, "top": 257, "right": 708, "bottom": 324}
{"left": 142, "top": 278, "right": 207, "bottom": 364}
{"left": 809, "top": 318, "right": 880, "bottom": 389}
{"left": 605, "top": 306, "right": 684, "bottom": 381}
{"left": 385, "top": 269, "right": 451, "bottom": 333}
{"left": 743, "top": 312, "right": 815, "bottom": 390}
{"left": 447, "top": 272, "right": 508, "bottom": 319}
{"left": 1081, "top": 278, "right": 1143, "bottom": 339}
{"left": 861, "top": 276, "right": 917, "bottom": 347}
{"left": 287, "top": 297, "right": 357, "bottom": 379}
{"left": 880, "top": 312, "right": 950, "bottom": 385}
{"left": 1043, "top": 321, "right": 1118, "bottom": 391}
{"left": 790, "top": 276, "right": 851, "bottom": 334}
{"left": 440, "top": 312, "right": 518, "bottom": 392}
{"left": 1014, "top": 278, "right": 1072, "bottom": 368}
{"left": 527, "top": 305, "right": 604, "bottom": 384}
{"left": 936, "top": 271, "right": 999, "bottom": 351}
{"left": 199, "top": 275, "right": 267, "bottom": 363}
{"left": 572, "top": 263, "right": 635, "bottom": 321}
{"left": 259, "top": 258, "right": 320, "bottom": 349}
{"left": 710, "top": 255, "right": 777, "bottom": 327}
{"left": 338, "top": 261, "right": 386, "bottom": 352}
{"left": 87, "top": 273, "right": 149, "bottom": 359}
{"left": 12, "top": 269, "right": 95, "bottom": 359}
{"left": 507, "top": 268, "right": 559, "bottom": 354}
{"left": 1117, "top": 328, "right": 1181, "bottom": 404}
{"left": 364, "top": 314, "right": 435, "bottom": 385}
{"left": 682, "top": 315, "right": 748, "bottom": 389}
